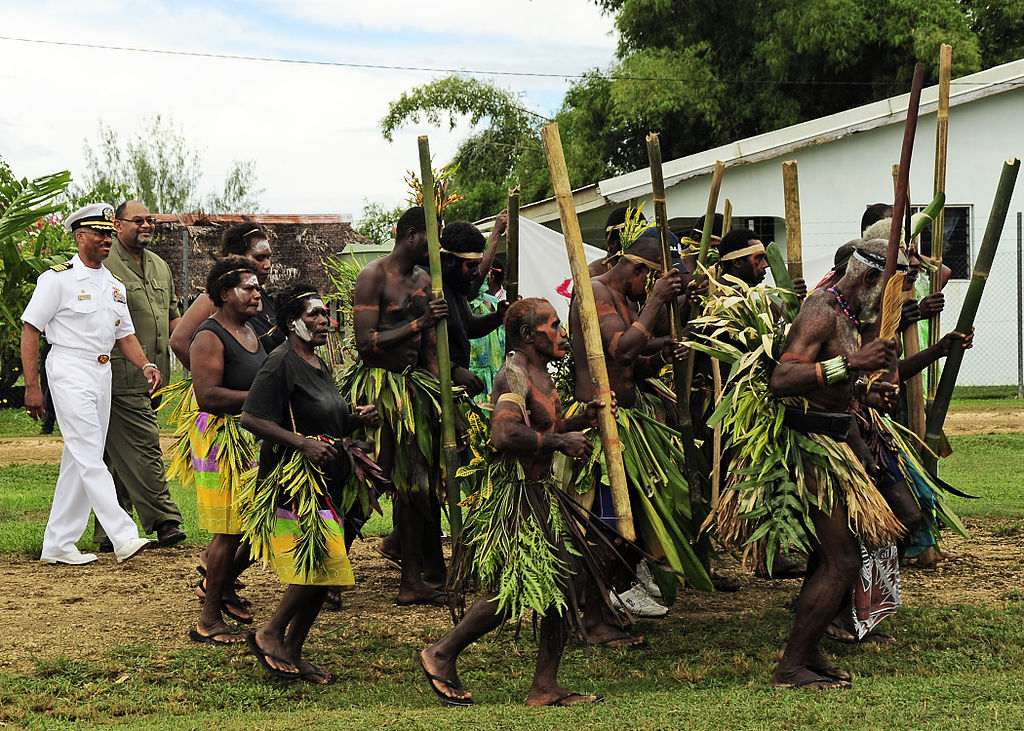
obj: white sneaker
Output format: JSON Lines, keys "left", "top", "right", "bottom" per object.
{"left": 40, "top": 550, "right": 98, "bottom": 565}
{"left": 636, "top": 560, "right": 662, "bottom": 598}
{"left": 609, "top": 584, "right": 669, "bottom": 618}
{"left": 115, "top": 537, "right": 151, "bottom": 563}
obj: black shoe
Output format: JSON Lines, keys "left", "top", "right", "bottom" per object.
{"left": 96, "top": 539, "right": 114, "bottom": 553}
{"left": 39, "top": 424, "right": 54, "bottom": 435}
{"left": 156, "top": 522, "right": 186, "bottom": 547}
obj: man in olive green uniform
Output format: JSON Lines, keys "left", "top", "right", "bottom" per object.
{"left": 94, "top": 200, "right": 185, "bottom": 549}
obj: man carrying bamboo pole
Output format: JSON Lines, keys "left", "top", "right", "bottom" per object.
{"left": 347, "top": 206, "right": 450, "bottom": 606}
{"left": 419, "top": 297, "right": 613, "bottom": 707}
{"left": 568, "top": 233, "right": 712, "bottom": 630}
{"left": 764, "top": 237, "right": 908, "bottom": 689}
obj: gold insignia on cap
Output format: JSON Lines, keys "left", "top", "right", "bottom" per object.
{"left": 103, "top": 207, "right": 114, "bottom": 221}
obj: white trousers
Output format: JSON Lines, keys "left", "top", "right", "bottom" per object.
{"left": 41, "top": 347, "right": 141, "bottom": 555}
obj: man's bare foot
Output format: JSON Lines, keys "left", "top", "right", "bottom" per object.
{"left": 779, "top": 646, "right": 852, "bottom": 682}
{"left": 527, "top": 685, "right": 604, "bottom": 706}
{"left": 376, "top": 539, "right": 402, "bottom": 568}
{"left": 419, "top": 648, "right": 471, "bottom": 705}
{"left": 396, "top": 582, "right": 448, "bottom": 606}
{"left": 253, "top": 629, "right": 299, "bottom": 675}
{"left": 586, "top": 623, "right": 646, "bottom": 649}
{"left": 916, "top": 547, "right": 957, "bottom": 568}
{"left": 772, "top": 665, "right": 851, "bottom": 690}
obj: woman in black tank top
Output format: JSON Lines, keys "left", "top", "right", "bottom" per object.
{"left": 187, "top": 256, "right": 267, "bottom": 645}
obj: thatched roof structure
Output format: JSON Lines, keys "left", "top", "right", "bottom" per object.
{"left": 148, "top": 213, "right": 374, "bottom": 303}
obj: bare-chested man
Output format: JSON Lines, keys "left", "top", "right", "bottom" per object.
{"left": 419, "top": 297, "right": 608, "bottom": 707}
{"left": 348, "top": 206, "right": 449, "bottom": 606}
{"left": 768, "top": 237, "right": 907, "bottom": 689}
{"left": 569, "top": 234, "right": 709, "bottom": 634}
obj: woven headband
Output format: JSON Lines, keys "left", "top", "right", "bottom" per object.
{"left": 242, "top": 228, "right": 263, "bottom": 238}
{"left": 439, "top": 248, "right": 483, "bottom": 260}
{"left": 622, "top": 253, "right": 663, "bottom": 270}
{"left": 718, "top": 242, "right": 765, "bottom": 262}
{"left": 852, "top": 249, "right": 909, "bottom": 273}
{"left": 216, "top": 267, "right": 257, "bottom": 283}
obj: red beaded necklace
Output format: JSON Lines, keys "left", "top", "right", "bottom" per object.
{"left": 828, "top": 286, "right": 861, "bottom": 328}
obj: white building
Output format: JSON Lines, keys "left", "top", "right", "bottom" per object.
{"left": 520, "top": 58, "right": 1024, "bottom": 387}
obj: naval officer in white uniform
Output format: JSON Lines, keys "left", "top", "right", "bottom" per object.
{"left": 21, "top": 203, "right": 161, "bottom": 565}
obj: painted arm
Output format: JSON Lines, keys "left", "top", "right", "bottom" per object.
{"left": 353, "top": 264, "right": 446, "bottom": 358}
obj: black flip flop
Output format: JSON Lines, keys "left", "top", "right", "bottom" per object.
{"left": 546, "top": 692, "right": 605, "bottom": 707}
{"left": 246, "top": 632, "right": 299, "bottom": 680}
{"left": 196, "top": 579, "right": 254, "bottom": 624}
{"left": 774, "top": 674, "right": 852, "bottom": 690}
{"left": 298, "top": 662, "right": 335, "bottom": 686}
{"left": 416, "top": 650, "right": 472, "bottom": 706}
{"left": 189, "top": 628, "right": 245, "bottom": 646}
{"left": 594, "top": 634, "right": 647, "bottom": 650}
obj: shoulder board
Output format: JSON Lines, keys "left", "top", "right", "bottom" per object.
{"left": 109, "top": 271, "right": 124, "bottom": 283}
{"left": 49, "top": 261, "right": 73, "bottom": 272}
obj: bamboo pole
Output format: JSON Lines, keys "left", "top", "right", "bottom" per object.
{"left": 505, "top": 187, "right": 520, "bottom": 304}
{"left": 694, "top": 162, "right": 727, "bottom": 285}
{"left": 927, "top": 44, "right": 953, "bottom": 400}
{"left": 884, "top": 63, "right": 926, "bottom": 288}
{"left": 417, "top": 136, "right": 462, "bottom": 539}
{"left": 713, "top": 199, "right": 730, "bottom": 507}
{"left": 782, "top": 161, "right": 803, "bottom": 281}
{"left": 646, "top": 133, "right": 685, "bottom": 412}
{"left": 924, "top": 158, "right": 1020, "bottom": 472}
{"left": 542, "top": 123, "right": 635, "bottom": 540}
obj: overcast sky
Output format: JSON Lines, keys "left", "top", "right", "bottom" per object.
{"left": 0, "top": 0, "right": 617, "bottom": 218}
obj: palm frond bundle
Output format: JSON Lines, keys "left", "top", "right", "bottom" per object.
{"left": 562, "top": 397, "right": 713, "bottom": 592}
{"left": 688, "top": 275, "right": 904, "bottom": 573}
{"left": 340, "top": 364, "right": 445, "bottom": 507}
{"left": 155, "top": 378, "right": 199, "bottom": 489}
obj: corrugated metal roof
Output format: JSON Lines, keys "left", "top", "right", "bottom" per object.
{"left": 520, "top": 56, "right": 1024, "bottom": 221}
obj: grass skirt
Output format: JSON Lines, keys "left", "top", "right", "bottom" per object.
{"left": 451, "top": 454, "right": 634, "bottom": 636}
{"left": 341, "top": 364, "right": 442, "bottom": 509}
{"left": 563, "top": 395, "right": 713, "bottom": 592}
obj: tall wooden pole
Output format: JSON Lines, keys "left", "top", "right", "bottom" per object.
{"left": 542, "top": 123, "right": 635, "bottom": 540}
{"left": 782, "top": 161, "right": 803, "bottom": 281}
{"left": 694, "top": 162, "right": 727, "bottom": 285}
{"left": 646, "top": 133, "right": 685, "bottom": 410}
{"left": 884, "top": 63, "right": 926, "bottom": 288}
{"left": 925, "top": 158, "right": 1020, "bottom": 471}
{"left": 927, "top": 44, "right": 953, "bottom": 400}
{"left": 505, "top": 187, "right": 520, "bottom": 305}
{"left": 722, "top": 199, "right": 732, "bottom": 235}
{"left": 417, "top": 136, "right": 462, "bottom": 538}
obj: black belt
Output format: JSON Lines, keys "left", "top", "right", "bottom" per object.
{"left": 783, "top": 407, "right": 851, "bottom": 442}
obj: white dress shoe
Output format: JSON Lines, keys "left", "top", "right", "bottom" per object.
{"left": 40, "top": 550, "right": 98, "bottom": 565}
{"left": 115, "top": 537, "right": 151, "bottom": 563}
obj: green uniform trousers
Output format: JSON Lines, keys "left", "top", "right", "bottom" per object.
{"left": 94, "top": 391, "right": 182, "bottom": 541}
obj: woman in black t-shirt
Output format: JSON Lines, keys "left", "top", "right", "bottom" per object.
{"left": 241, "top": 284, "right": 378, "bottom": 684}
{"left": 187, "top": 256, "right": 267, "bottom": 645}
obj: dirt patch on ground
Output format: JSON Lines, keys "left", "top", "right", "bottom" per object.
{"left": 944, "top": 409, "right": 1024, "bottom": 435}
{"left": 1, "top": 410, "right": 1018, "bottom": 467}
{"left": 0, "top": 519, "right": 1018, "bottom": 675}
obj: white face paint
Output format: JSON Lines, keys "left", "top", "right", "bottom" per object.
{"left": 249, "top": 240, "right": 271, "bottom": 255}
{"left": 292, "top": 318, "right": 314, "bottom": 342}
{"left": 233, "top": 273, "right": 259, "bottom": 302}
{"left": 306, "top": 298, "right": 326, "bottom": 314}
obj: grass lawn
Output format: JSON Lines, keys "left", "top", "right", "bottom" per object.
{"left": 1, "top": 406, "right": 1022, "bottom": 728}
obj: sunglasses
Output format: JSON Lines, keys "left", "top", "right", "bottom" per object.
{"left": 117, "top": 216, "right": 157, "bottom": 226}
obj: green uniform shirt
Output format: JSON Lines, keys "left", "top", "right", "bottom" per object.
{"left": 107, "top": 236, "right": 179, "bottom": 393}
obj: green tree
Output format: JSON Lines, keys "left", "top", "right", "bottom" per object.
{"left": 82, "top": 114, "right": 263, "bottom": 214}
{"left": 382, "top": 0, "right": 1022, "bottom": 217}
{"left": 0, "top": 156, "right": 75, "bottom": 393}
{"left": 354, "top": 200, "right": 405, "bottom": 246}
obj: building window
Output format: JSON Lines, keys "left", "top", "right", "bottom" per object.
{"left": 911, "top": 205, "right": 971, "bottom": 280}
{"left": 741, "top": 217, "right": 777, "bottom": 246}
